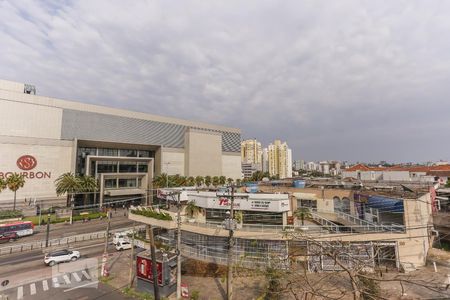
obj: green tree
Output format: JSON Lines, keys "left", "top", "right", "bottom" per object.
{"left": 55, "top": 172, "right": 82, "bottom": 207}
{"left": 6, "top": 174, "right": 25, "bottom": 211}
{"left": 236, "top": 178, "right": 242, "bottom": 186}
{"left": 0, "top": 178, "right": 6, "bottom": 193}
{"left": 187, "top": 176, "right": 195, "bottom": 186}
{"left": 212, "top": 176, "right": 220, "bottom": 187}
{"left": 204, "top": 176, "right": 212, "bottom": 187}
{"left": 195, "top": 176, "right": 204, "bottom": 187}
{"left": 185, "top": 201, "right": 201, "bottom": 219}
{"left": 78, "top": 175, "right": 98, "bottom": 206}
{"left": 446, "top": 179, "right": 450, "bottom": 188}
{"left": 153, "top": 173, "right": 168, "bottom": 188}
{"left": 219, "top": 176, "right": 226, "bottom": 186}
{"left": 294, "top": 207, "right": 312, "bottom": 226}
{"left": 227, "top": 178, "right": 234, "bottom": 185}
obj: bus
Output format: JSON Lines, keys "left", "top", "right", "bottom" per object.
{"left": 0, "top": 221, "right": 34, "bottom": 237}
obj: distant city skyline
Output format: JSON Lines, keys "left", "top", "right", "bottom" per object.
{"left": 1, "top": 1, "right": 450, "bottom": 162}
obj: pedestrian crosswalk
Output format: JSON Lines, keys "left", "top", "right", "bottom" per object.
{"left": 1, "top": 270, "right": 95, "bottom": 300}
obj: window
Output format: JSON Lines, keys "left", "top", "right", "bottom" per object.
{"left": 138, "top": 150, "right": 151, "bottom": 157}
{"left": 119, "top": 162, "right": 137, "bottom": 173}
{"left": 98, "top": 148, "right": 118, "bottom": 156}
{"left": 105, "top": 179, "right": 117, "bottom": 189}
{"left": 119, "top": 178, "right": 137, "bottom": 188}
{"left": 120, "top": 149, "right": 137, "bottom": 157}
{"left": 98, "top": 161, "right": 118, "bottom": 173}
{"left": 138, "top": 164, "right": 148, "bottom": 173}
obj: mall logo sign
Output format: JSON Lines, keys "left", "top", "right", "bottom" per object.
{"left": 17, "top": 155, "right": 38, "bottom": 170}
{"left": 0, "top": 155, "right": 51, "bottom": 180}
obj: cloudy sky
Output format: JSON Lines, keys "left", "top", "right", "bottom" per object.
{"left": 1, "top": 0, "right": 449, "bottom": 163}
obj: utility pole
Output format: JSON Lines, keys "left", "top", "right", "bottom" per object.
{"left": 45, "top": 214, "right": 51, "bottom": 248}
{"left": 147, "top": 224, "right": 160, "bottom": 300}
{"left": 69, "top": 194, "right": 74, "bottom": 225}
{"left": 176, "top": 192, "right": 182, "bottom": 300}
{"left": 128, "top": 221, "right": 136, "bottom": 288}
{"left": 226, "top": 185, "right": 236, "bottom": 300}
{"left": 102, "top": 210, "right": 111, "bottom": 277}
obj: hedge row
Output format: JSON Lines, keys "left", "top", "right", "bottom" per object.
{"left": 130, "top": 209, "right": 173, "bottom": 221}
{"left": 0, "top": 210, "right": 24, "bottom": 220}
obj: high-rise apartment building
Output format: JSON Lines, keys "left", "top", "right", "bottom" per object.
{"left": 267, "top": 140, "right": 292, "bottom": 179}
{"left": 241, "top": 139, "right": 262, "bottom": 171}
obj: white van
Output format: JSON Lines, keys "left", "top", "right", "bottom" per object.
{"left": 112, "top": 230, "right": 133, "bottom": 245}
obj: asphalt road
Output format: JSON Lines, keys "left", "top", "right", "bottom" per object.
{"left": 18, "top": 212, "right": 133, "bottom": 244}
{"left": 0, "top": 238, "right": 130, "bottom": 300}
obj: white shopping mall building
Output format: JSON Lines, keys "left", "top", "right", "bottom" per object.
{"left": 0, "top": 79, "right": 242, "bottom": 209}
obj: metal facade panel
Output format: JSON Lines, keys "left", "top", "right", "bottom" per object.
{"left": 61, "top": 109, "right": 241, "bottom": 152}
{"left": 61, "top": 109, "right": 186, "bottom": 148}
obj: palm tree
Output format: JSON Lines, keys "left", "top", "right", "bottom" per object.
{"left": 212, "top": 176, "right": 220, "bottom": 187}
{"left": 195, "top": 176, "right": 204, "bottom": 187}
{"left": 78, "top": 175, "right": 98, "bottom": 206}
{"left": 236, "top": 178, "right": 242, "bottom": 186}
{"left": 294, "top": 207, "right": 312, "bottom": 226}
{"left": 55, "top": 172, "right": 82, "bottom": 207}
{"left": 219, "top": 176, "right": 226, "bottom": 186}
{"left": 6, "top": 174, "right": 25, "bottom": 211}
{"left": 227, "top": 178, "right": 234, "bottom": 185}
{"left": 185, "top": 201, "right": 201, "bottom": 219}
{"left": 204, "top": 176, "right": 212, "bottom": 188}
{"left": 187, "top": 176, "right": 195, "bottom": 186}
{"left": 153, "top": 173, "right": 169, "bottom": 188}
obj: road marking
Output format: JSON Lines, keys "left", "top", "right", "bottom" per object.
{"left": 63, "top": 274, "right": 71, "bottom": 285}
{"left": 81, "top": 270, "right": 91, "bottom": 280}
{"left": 42, "top": 280, "right": 49, "bottom": 291}
{"left": 30, "top": 282, "right": 36, "bottom": 295}
{"left": 17, "top": 286, "right": 23, "bottom": 299}
{"left": 52, "top": 277, "right": 59, "bottom": 288}
{"left": 63, "top": 281, "right": 98, "bottom": 292}
{"left": 72, "top": 272, "right": 81, "bottom": 282}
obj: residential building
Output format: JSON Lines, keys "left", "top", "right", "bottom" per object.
{"left": 342, "top": 163, "right": 450, "bottom": 183}
{"left": 267, "top": 140, "right": 292, "bottom": 179}
{"left": 241, "top": 139, "right": 262, "bottom": 166}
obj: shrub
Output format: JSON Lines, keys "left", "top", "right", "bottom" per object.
{"left": 131, "top": 208, "right": 173, "bottom": 221}
{"left": 0, "top": 210, "right": 24, "bottom": 220}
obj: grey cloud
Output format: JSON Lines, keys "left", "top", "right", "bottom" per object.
{"left": 0, "top": 0, "right": 450, "bottom": 163}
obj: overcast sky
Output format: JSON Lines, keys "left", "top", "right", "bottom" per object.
{"left": 1, "top": 1, "right": 449, "bottom": 163}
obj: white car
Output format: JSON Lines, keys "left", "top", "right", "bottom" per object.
{"left": 115, "top": 240, "right": 132, "bottom": 251}
{"left": 44, "top": 249, "right": 80, "bottom": 266}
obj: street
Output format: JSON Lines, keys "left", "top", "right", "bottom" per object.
{"left": 19, "top": 211, "right": 133, "bottom": 243}
{"left": 0, "top": 213, "right": 134, "bottom": 300}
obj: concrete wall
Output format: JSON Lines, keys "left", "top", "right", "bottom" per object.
{"left": 0, "top": 100, "right": 63, "bottom": 139}
{"left": 222, "top": 153, "right": 242, "bottom": 180}
{"left": 0, "top": 136, "right": 73, "bottom": 207}
{"left": 161, "top": 148, "right": 185, "bottom": 176}
{"left": 382, "top": 171, "right": 411, "bottom": 181}
{"left": 184, "top": 128, "right": 222, "bottom": 176}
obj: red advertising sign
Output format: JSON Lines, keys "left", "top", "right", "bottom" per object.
{"left": 16, "top": 155, "right": 37, "bottom": 171}
{"left": 136, "top": 256, "right": 163, "bottom": 285}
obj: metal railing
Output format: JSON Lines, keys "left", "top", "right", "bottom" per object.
{"left": 309, "top": 211, "right": 340, "bottom": 232}
{"left": 0, "top": 226, "right": 140, "bottom": 256}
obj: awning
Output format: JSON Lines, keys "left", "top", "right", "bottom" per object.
{"left": 293, "top": 192, "right": 317, "bottom": 201}
{"left": 105, "top": 188, "right": 145, "bottom": 196}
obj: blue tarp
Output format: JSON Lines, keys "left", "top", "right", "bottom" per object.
{"left": 367, "top": 195, "right": 404, "bottom": 213}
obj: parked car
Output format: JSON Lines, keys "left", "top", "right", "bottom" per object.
{"left": 0, "top": 232, "right": 18, "bottom": 243}
{"left": 115, "top": 240, "right": 132, "bottom": 251}
{"left": 44, "top": 249, "right": 80, "bottom": 266}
